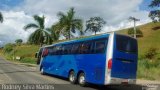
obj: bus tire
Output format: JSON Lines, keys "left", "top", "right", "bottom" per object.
{"left": 40, "top": 67, "right": 45, "bottom": 75}
{"left": 69, "top": 71, "right": 76, "bottom": 84}
{"left": 78, "top": 72, "right": 86, "bottom": 87}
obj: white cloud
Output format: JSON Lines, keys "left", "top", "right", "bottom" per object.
{"left": 17, "top": 0, "right": 151, "bottom": 31}
{"left": 0, "top": 0, "right": 152, "bottom": 45}
{"left": 0, "top": 11, "right": 33, "bottom": 44}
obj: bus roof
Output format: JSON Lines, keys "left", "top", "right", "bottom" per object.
{"left": 52, "top": 33, "right": 111, "bottom": 46}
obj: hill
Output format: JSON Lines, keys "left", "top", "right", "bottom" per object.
{"left": 0, "top": 44, "right": 39, "bottom": 64}
{"left": 117, "top": 22, "right": 160, "bottom": 58}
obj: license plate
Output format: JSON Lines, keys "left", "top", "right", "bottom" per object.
{"left": 121, "top": 79, "right": 128, "bottom": 84}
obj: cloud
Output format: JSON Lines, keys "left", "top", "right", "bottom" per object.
{"left": 17, "top": 0, "right": 151, "bottom": 31}
{"left": 0, "top": 11, "right": 33, "bottom": 44}
{"left": 0, "top": 0, "right": 152, "bottom": 45}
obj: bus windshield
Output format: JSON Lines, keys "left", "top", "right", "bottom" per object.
{"left": 116, "top": 34, "right": 137, "bottom": 53}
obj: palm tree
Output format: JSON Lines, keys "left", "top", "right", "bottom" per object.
{"left": 0, "top": 12, "right": 3, "bottom": 23}
{"left": 24, "top": 15, "right": 52, "bottom": 45}
{"left": 55, "top": 7, "right": 83, "bottom": 39}
{"left": 85, "top": 17, "right": 106, "bottom": 35}
{"left": 46, "top": 24, "right": 60, "bottom": 41}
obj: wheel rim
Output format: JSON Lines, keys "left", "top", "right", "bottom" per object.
{"left": 41, "top": 68, "right": 44, "bottom": 74}
{"left": 69, "top": 73, "right": 75, "bottom": 82}
{"left": 79, "top": 74, "right": 85, "bottom": 84}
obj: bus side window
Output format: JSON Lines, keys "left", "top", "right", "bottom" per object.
{"left": 71, "top": 43, "right": 82, "bottom": 54}
{"left": 95, "top": 39, "right": 107, "bottom": 53}
{"left": 51, "top": 46, "right": 56, "bottom": 55}
{"left": 80, "top": 41, "right": 93, "bottom": 54}
{"left": 63, "top": 44, "right": 69, "bottom": 55}
{"left": 66, "top": 44, "right": 72, "bottom": 54}
{"left": 60, "top": 44, "right": 73, "bottom": 55}
{"left": 55, "top": 45, "right": 62, "bottom": 55}
{"left": 48, "top": 47, "right": 52, "bottom": 55}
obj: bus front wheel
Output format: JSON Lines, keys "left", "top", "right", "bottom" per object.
{"left": 40, "top": 67, "right": 45, "bottom": 75}
{"left": 78, "top": 72, "right": 86, "bottom": 86}
{"left": 69, "top": 71, "right": 76, "bottom": 84}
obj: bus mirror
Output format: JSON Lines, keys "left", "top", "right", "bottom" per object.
{"left": 35, "top": 52, "right": 38, "bottom": 58}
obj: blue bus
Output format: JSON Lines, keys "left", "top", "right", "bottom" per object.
{"left": 38, "top": 33, "right": 138, "bottom": 86}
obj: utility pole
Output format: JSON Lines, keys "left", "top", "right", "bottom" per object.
{"left": 129, "top": 16, "right": 140, "bottom": 38}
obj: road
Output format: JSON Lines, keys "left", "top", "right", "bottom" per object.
{"left": 0, "top": 57, "right": 159, "bottom": 90}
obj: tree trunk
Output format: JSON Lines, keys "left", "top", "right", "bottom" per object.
{"left": 40, "top": 43, "right": 43, "bottom": 47}
{"left": 68, "top": 30, "right": 71, "bottom": 40}
{"left": 95, "top": 31, "right": 96, "bottom": 35}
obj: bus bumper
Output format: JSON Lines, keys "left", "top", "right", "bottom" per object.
{"left": 105, "top": 77, "right": 136, "bottom": 85}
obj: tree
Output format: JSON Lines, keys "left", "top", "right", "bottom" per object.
{"left": 46, "top": 25, "right": 60, "bottom": 41}
{"left": 128, "top": 28, "right": 143, "bottom": 37}
{"left": 24, "top": 15, "right": 53, "bottom": 45}
{"left": 85, "top": 17, "right": 106, "bottom": 35}
{"left": 149, "top": 0, "right": 160, "bottom": 22}
{"left": 15, "top": 39, "right": 23, "bottom": 45}
{"left": 0, "top": 12, "right": 3, "bottom": 23}
{"left": 55, "top": 7, "right": 83, "bottom": 39}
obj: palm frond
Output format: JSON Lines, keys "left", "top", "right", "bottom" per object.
{"left": 67, "top": 7, "right": 75, "bottom": 20}
{"left": 57, "top": 12, "right": 65, "bottom": 18}
{"left": 46, "top": 28, "right": 51, "bottom": 32}
{"left": 43, "top": 31, "right": 53, "bottom": 44}
{"left": 24, "top": 23, "right": 39, "bottom": 30}
{"left": 72, "top": 19, "right": 83, "bottom": 31}
{"left": 0, "top": 12, "right": 3, "bottom": 23}
{"left": 33, "top": 15, "right": 45, "bottom": 29}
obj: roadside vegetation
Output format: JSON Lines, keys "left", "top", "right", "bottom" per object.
{"left": 0, "top": 44, "right": 39, "bottom": 64}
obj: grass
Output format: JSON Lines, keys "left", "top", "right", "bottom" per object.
{"left": 137, "top": 59, "right": 160, "bottom": 80}
{"left": 14, "top": 44, "right": 39, "bottom": 57}
{"left": 0, "top": 44, "right": 39, "bottom": 64}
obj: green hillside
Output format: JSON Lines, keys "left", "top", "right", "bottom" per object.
{"left": 117, "top": 22, "right": 160, "bottom": 58}
{"left": 0, "top": 45, "right": 39, "bottom": 64}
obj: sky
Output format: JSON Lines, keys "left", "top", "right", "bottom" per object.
{"left": 0, "top": 0, "right": 154, "bottom": 46}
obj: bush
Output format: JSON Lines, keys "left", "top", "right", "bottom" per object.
{"left": 127, "top": 28, "right": 143, "bottom": 37}
{"left": 20, "top": 57, "right": 36, "bottom": 64}
{"left": 137, "top": 59, "right": 160, "bottom": 80}
{"left": 145, "top": 47, "right": 158, "bottom": 59}
{"left": 3, "top": 43, "right": 15, "bottom": 54}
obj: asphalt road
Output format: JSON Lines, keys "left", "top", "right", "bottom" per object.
{"left": 0, "top": 57, "right": 157, "bottom": 90}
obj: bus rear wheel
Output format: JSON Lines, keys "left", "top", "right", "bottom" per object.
{"left": 78, "top": 72, "right": 86, "bottom": 86}
{"left": 69, "top": 71, "right": 76, "bottom": 84}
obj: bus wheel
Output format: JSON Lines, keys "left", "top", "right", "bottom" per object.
{"left": 78, "top": 72, "right": 86, "bottom": 87}
{"left": 40, "top": 67, "right": 45, "bottom": 75}
{"left": 69, "top": 71, "right": 76, "bottom": 84}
